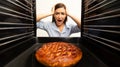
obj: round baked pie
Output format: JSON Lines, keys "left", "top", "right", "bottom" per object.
{"left": 35, "top": 42, "right": 82, "bottom": 67}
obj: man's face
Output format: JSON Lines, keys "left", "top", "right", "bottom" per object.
{"left": 54, "top": 7, "right": 67, "bottom": 27}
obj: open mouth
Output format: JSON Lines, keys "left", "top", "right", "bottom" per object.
{"left": 57, "top": 20, "right": 62, "bottom": 22}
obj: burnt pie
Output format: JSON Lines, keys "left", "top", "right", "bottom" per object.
{"left": 35, "top": 42, "right": 82, "bottom": 67}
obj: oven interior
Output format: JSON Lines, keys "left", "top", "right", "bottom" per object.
{"left": 0, "top": 0, "right": 120, "bottom": 67}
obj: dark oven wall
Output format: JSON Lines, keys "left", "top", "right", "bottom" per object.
{"left": 0, "top": 0, "right": 36, "bottom": 67}
{"left": 82, "top": 0, "right": 120, "bottom": 67}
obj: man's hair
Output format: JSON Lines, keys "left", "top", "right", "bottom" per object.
{"left": 52, "top": 3, "right": 67, "bottom": 24}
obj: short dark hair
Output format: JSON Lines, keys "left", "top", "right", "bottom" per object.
{"left": 52, "top": 3, "right": 67, "bottom": 24}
